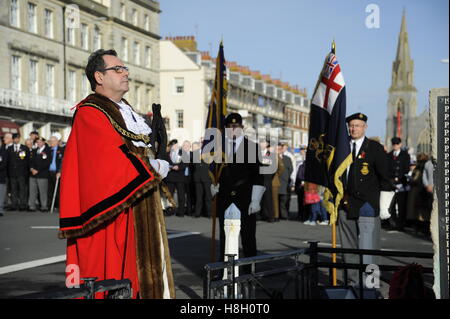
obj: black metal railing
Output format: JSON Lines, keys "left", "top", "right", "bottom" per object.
{"left": 203, "top": 242, "right": 434, "bottom": 299}
{"left": 307, "top": 241, "right": 434, "bottom": 299}
{"left": 16, "top": 278, "right": 133, "bottom": 299}
{"left": 204, "top": 249, "right": 308, "bottom": 299}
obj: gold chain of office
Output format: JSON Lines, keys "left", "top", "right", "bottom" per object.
{"left": 81, "top": 102, "right": 151, "bottom": 145}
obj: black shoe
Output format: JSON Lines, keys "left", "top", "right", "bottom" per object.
{"left": 176, "top": 213, "right": 184, "bottom": 218}
{"left": 0, "top": 213, "right": 4, "bottom": 217}
{"left": 27, "top": 208, "right": 36, "bottom": 212}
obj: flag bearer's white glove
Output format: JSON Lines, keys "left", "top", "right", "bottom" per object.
{"left": 379, "top": 191, "right": 394, "bottom": 220}
{"left": 211, "top": 183, "right": 220, "bottom": 197}
{"left": 248, "top": 185, "right": 266, "bottom": 215}
{"left": 149, "top": 159, "right": 170, "bottom": 179}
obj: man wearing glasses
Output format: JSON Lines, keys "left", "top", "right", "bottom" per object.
{"left": 338, "top": 112, "right": 395, "bottom": 285}
{"left": 59, "top": 49, "right": 175, "bottom": 299}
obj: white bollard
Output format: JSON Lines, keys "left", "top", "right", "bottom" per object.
{"left": 223, "top": 203, "right": 241, "bottom": 298}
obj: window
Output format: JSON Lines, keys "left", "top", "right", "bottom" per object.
{"left": 68, "top": 70, "right": 76, "bottom": 101}
{"left": 10, "top": 0, "right": 19, "bottom": 27}
{"left": 29, "top": 59, "right": 38, "bottom": 95}
{"left": 81, "top": 77, "right": 89, "bottom": 98}
{"left": 119, "top": 3, "right": 125, "bottom": 20}
{"left": 174, "top": 77, "right": 184, "bottom": 94}
{"left": 131, "top": 8, "right": 137, "bottom": 25}
{"left": 135, "top": 85, "right": 141, "bottom": 110}
{"left": 144, "top": 14, "right": 150, "bottom": 31}
{"left": 11, "top": 55, "right": 21, "bottom": 91}
{"left": 145, "top": 46, "right": 151, "bottom": 68}
{"left": 67, "top": 24, "right": 75, "bottom": 45}
{"left": 121, "top": 37, "right": 128, "bottom": 61}
{"left": 44, "top": 9, "right": 53, "bottom": 38}
{"left": 146, "top": 88, "right": 153, "bottom": 109}
{"left": 27, "top": 2, "right": 37, "bottom": 33}
{"left": 133, "top": 41, "right": 140, "bottom": 65}
{"left": 175, "top": 110, "right": 184, "bottom": 128}
{"left": 93, "top": 26, "right": 101, "bottom": 50}
{"left": 80, "top": 23, "right": 88, "bottom": 50}
{"left": 45, "top": 64, "right": 54, "bottom": 98}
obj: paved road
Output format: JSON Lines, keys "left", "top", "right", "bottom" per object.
{"left": 0, "top": 196, "right": 434, "bottom": 299}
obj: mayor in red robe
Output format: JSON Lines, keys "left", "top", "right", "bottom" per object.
{"left": 58, "top": 92, "right": 175, "bottom": 299}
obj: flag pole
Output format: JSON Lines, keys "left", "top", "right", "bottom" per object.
{"left": 331, "top": 39, "right": 338, "bottom": 286}
{"left": 211, "top": 196, "right": 217, "bottom": 262}
{"left": 209, "top": 41, "right": 226, "bottom": 263}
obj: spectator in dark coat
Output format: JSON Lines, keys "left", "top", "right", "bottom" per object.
{"left": 192, "top": 142, "right": 212, "bottom": 217}
{"left": 295, "top": 161, "right": 307, "bottom": 221}
{"left": 2, "top": 133, "right": 13, "bottom": 211}
{"left": 165, "top": 140, "right": 190, "bottom": 217}
{"left": 180, "top": 140, "right": 194, "bottom": 216}
{"left": 277, "top": 143, "right": 293, "bottom": 220}
{"left": 6, "top": 133, "right": 30, "bottom": 211}
{"left": 28, "top": 137, "right": 52, "bottom": 212}
{"left": 0, "top": 137, "right": 7, "bottom": 216}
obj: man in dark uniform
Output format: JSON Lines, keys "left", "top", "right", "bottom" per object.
{"left": 192, "top": 142, "right": 212, "bottom": 218}
{"left": 6, "top": 133, "right": 30, "bottom": 211}
{"left": 387, "top": 137, "right": 410, "bottom": 231}
{"left": 0, "top": 137, "right": 8, "bottom": 217}
{"left": 28, "top": 137, "right": 52, "bottom": 212}
{"left": 339, "top": 113, "right": 395, "bottom": 283}
{"left": 216, "top": 113, "right": 265, "bottom": 273}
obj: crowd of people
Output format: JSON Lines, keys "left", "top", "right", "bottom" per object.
{"left": 0, "top": 131, "right": 65, "bottom": 216}
{"left": 383, "top": 137, "right": 434, "bottom": 237}
{"left": 0, "top": 127, "right": 433, "bottom": 240}
{"left": 161, "top": 138, "right": 304, "bottom": 221}
{"left": 156, "top": 133, "right": 433, "bottom": 241}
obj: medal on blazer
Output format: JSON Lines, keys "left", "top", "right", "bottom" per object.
{"left": 361, "top": 162, "right": 369, "bottom": 175}
{"left": 42, "top": 153, "right": 47, "bottom": 160}
{"left": 19, "top": 151, "right": 26, "bottom": 159}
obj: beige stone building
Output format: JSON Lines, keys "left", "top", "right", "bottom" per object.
{"left": 0, "top": 0, "right": 161, "bottom": 141}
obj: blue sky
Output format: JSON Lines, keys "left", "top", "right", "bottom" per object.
{"left": 160, "top": 0, "right": 449, "bottom": 140}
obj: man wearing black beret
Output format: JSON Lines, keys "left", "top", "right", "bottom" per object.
{"left": 215, "top": 112, "right": 265, "bottom": 273}
{"left": 339, "top": 112, "right": 395, "bottom": 283}
{"left": 387, "top": 137, "right": 410, "bottom": 231}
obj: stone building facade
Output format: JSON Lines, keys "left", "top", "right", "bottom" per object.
{"left": 0, "top": 0, "right": 161, "bottom": 141}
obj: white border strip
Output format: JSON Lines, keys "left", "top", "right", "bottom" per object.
{"left": 0, "top": 255, "right": 66, "bottom": 275}
{"left": 30, "top": 226, "right": 60, "bottom": 229}
{"left": 167, "top": 231, "right": 200, "bottom": 239}
{"left": 0, "top": 231, "right": 201, "bottom": 275}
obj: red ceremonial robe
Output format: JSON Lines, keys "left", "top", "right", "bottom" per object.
{"left": 59, "top": 94, "right": 175, "bottom": 298}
